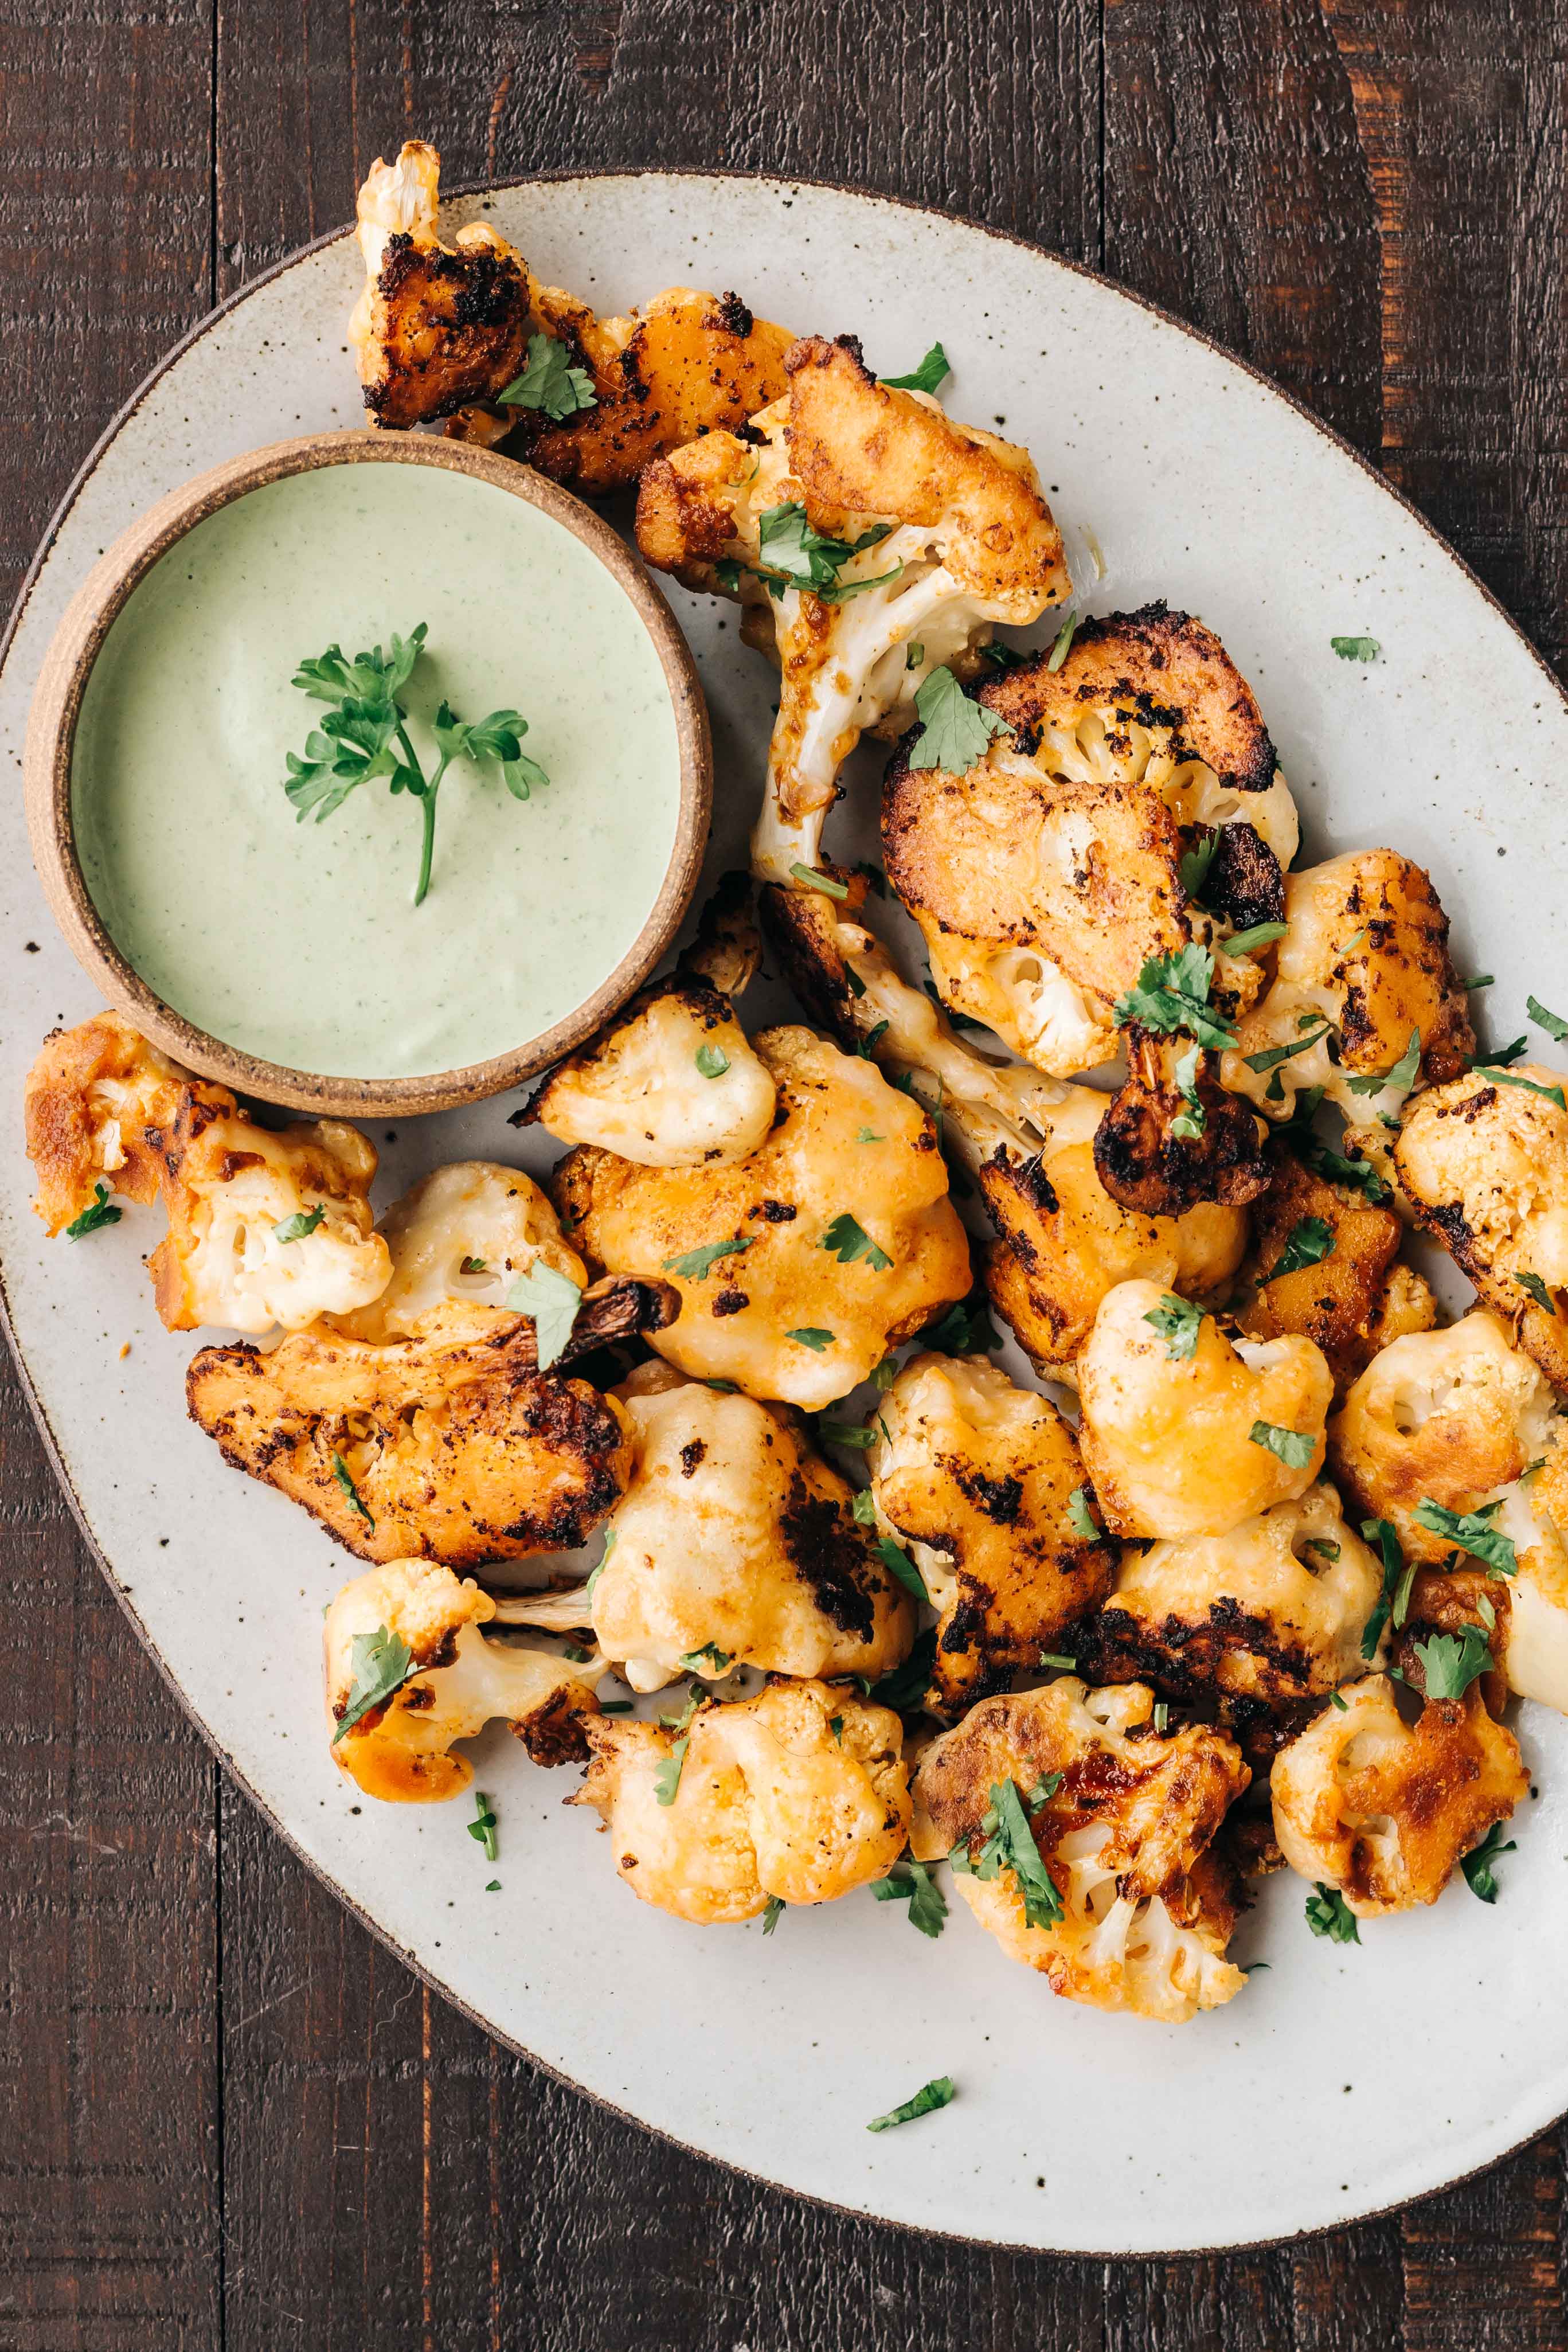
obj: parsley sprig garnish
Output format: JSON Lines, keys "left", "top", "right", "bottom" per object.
{"left": 873, "top": 1858, "right": 949, "bottom": 1937}
{"left": 717, "top": 501, "right": 901, "bottom": 604}
{"left": 1113, "top": 945, "right": 1237, "bottom": 1050}
{"left": 952, "top": 1776, "right": 1064, "bottom": 1931}
{"left": 283, "top": 624, "right": 547, "bottom": 905}
{"left": 497, "top": 331, "right": 597, "bottom": 420}
{"left": 906, "top": 665, "right": 1013, "bottom": 772}
{"left": 1411, "top": 1625, "right": 1493, "bottom": 1701}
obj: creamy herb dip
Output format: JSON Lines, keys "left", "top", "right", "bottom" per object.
{"left": 72, "top": 462, "right": 682, "bottom": 1077}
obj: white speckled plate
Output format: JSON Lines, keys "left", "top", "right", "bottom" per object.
{"left": 6, "top": 174, "right": 1568, "bottom": 2256}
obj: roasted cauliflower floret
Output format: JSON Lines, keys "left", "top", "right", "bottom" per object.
{"left": 325, "top": 1560, "right": 599, "bottom": 1802}
{"left": 330, "top": 1161, "right": 585, "bottom": 1343}
{"left": 912, "top": 1680, "right": 1250, "bottom": 2019}
{"left": 1090, "top": 1024, "right": 1272, "bottom": 1218}
{"left": 1236, "top": 1147, "right": 1436, "bottom": 1396}
{"left": 499, "top": 1367, "right": 913, "bottom": 1692}
{"left": 1395, "top": 1062, "right": 1568, "bottom": 1392}
{"left": 637, "top": 331, "right": 1069, "bottom": 884}
{"left": 1270, "top": 1674, "right": 1526, "bottom": 1916}
{"left": 528, "top": 979, "right": 776, "bottom": 1167}
{"left": 24, "top": 1011, "right": 389, "bottom": 1332}
{"left": 1078, "top": 1486, "right": 1387, "bottom": 1744}
{"left": 573, "top": 1679, "right": 910, "bottom": 1923}
{"left": 187, "top": 1300, "right": 657, "bottom": 1564}
{"left": 551, "top": 1025, "right": 971, "bottom": 1406}
{"left": 1076, "top": 1279, "right": 1334, "bottom": 1538}
{"left": 348, "top": 142, "right": 533, "bottom": 428}
{"left": 865, "top": 1353, "right": 1116, "bottom": 1713}
{"left": 1225, "top": 851, "right": 1475, "bottom": 1131}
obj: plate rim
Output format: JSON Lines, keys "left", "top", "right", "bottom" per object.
{"left": 5, "top": 164, "right": 1565, "bottom": 2258}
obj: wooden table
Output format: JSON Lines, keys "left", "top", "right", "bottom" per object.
{"left": 5, "top": 5, "right": 1566, "bottom": 2345}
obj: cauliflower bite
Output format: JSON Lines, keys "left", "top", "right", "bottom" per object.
{"left": 882, "top": 607, "right": 1288, "bottom": 1078}
{"left": 1224, "top": 851, "right": 1475, "bottom": 1130}
{"left": 1236, "top": 1146, "right": 1436, "bottom": 1396}
{"left": 1076, "top": 1279, "right": 1334, "bottom": 1538}
{"left": 1078, "top": 1487, "right": 1386, "bottom": 1745}
{"left": 349, "top": 143, "right": 792, "bottom": 471}
{"left": 325, "top": 1560, "right": 599, "bottom": 1802}
{"left": 912, "top": 1681, "right": 1250, "bottom": 2019}
{"left": 24, "top": 1011, "right": 389, "bottom": 1332}
{"left": 573, "top": 1679, "right": 910, "bottom": 1924}
{"left": 329, "top": 1161, "right": 586, "bottom": 1342}
{"left": 1090, "top": 1027, "right": 1272, "bottom": 1219}
{"left": 528, "top": 979, "right": 777, "bottom": 1167}
{"left": 1270, "top": 1674, "right": 1526, "bottom": 1916}
{"left": 637, "top": 331, "right": 1069, "bottom": 884}
{"left": 550, "top": 1025, "right": 971, "bottom": 1406}
{"left": 500, "top": 1367, "right": 914, "bottom": 1692}
{"left": 348, "top": 142, "right": 533, "bottom": 427}
{"left": 1395, "top": 1063, "right": 1568, "bottom": 1392}
{"left": 1330, "top": 1312, "right": 1568, "bottom": 1712}
{"left": 865, "top": 1353, "right": 1116, "bottom": 1712}
{"left": 187, "top": 1304, "right": 643, "bottom": 1565}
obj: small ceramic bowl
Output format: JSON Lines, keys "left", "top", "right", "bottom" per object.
{"left": 24, "top": 430, "right": 712, "bottom": 1117}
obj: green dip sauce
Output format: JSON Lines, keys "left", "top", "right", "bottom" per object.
{"left": 72, "top": 462, "right": 682, "bottom": 1078}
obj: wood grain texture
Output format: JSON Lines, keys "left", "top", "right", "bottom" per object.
{"left": 7, "top": 1, "right": 1568, "bottom": 2345}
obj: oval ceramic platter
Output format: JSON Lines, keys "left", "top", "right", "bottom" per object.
{"left": 5, "top": 174, "right": 1567, "bottom": 2257}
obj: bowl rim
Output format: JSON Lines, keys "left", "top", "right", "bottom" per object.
{"left": 22, "top": 428, "right": 713, "bottom": 1117}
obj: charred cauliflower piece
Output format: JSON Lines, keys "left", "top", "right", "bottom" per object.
{"left": 638, "top": 332, "right": 1069, "bottom": 884}
{"left": 573, "top": 1679, "right": 910, "bottom": 1924}
{"left": 499, "top": 1366, "right": 913, "bottom": 1692}
{"left": 1091, "top": 1025, "right": 1272, "bottom": 1218}
{"left": 883, "top": 607, "right": 1289, "bottom": 1077}
{"left": 865, "top": 1353, "right": 1116, "bottom": 1713}
{"left": 187, "top": 1300, "right": 655, "bottom": 1564}
{"left": 1225, "top": 851, "right": 1475, "bottom": 1134}
{"left": 1395, "top": 1063, "right": 1568, "bottom": 1392}
{"left": 1330, "top": 1311, "right": 1568, "bottom": 1712}
{"left": 1236, "top": 1147, "right": 1436, "bottom": 1396}
{"left": 348, "top": 142, "right": 533, "bottom": 428}
{"left": 325, "top": 1560, "right": 599, "bottom": 1802}
{"left": 912, "top": 1680, "right": 1249, "bottom": 2019}
{"left": 551, "top": 1025, "right": 971, "bottom": 1406}
{"left": 1078, "top": 1486, "right": 1387, "bottom": 1748}
{"left": 25, "top": 1011, "right": 389, "bottom": 1333}
{"left": 1270, "top": 1674, "right": 1526, "bottom": 1916}
{"left": 1076, "top": 1279, "right": 1333, "bottom": 1538}
{"left": 330, "top": 1161, "right": 585, "bottom": 1343}
{"left": 529, "top": 979, "right": 776, "bottom": 1168}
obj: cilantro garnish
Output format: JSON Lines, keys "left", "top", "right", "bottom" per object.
{"left": 1305, "top": 1884, "right": 1360, "bottom": 1943}
{"left": 906, "top": 641, "right": 925, "bottom": 669}
{"left": 496, "top": 331, "right": 597, "bottom": 419}
{"left": 866, "top": 1627, "right": 937, "bottom": 1713}
{"left": 1304, "top": 1538, "right": 1341, "bottom": 1564}
{"left": 852, "top": 1488, "right": 878, "bottom": 1526}
{"left": 1170, "top": 1040, "right": 1206, "bottom": 1140}
{"left": 1143, "top": 1294, "right": 1205, "bottom": 1361}
{"left": 873, "top": 1858, "right": 948, "bottom": 1937}
{"left": 654, "top": 1701, "right": 698, "bottom": 1805}
{"left": 1272, "top": 1216, "right": 1335, "bottom": 1280}
{"left": 1226, "top": 921, "right": 1289, "bottom": 956}
{"left": 955, "top": 1777, "right": 1063, "bottom": 1931}
{"left": 505, "top": 1260, "right": 582, "bottom": 1369}
{"left": 1113, "top": 944, "right": 1237, "bottom": 1050}
{"left": 1516, "top": 1271, "right": 1557, "bottom": 1314}
{"left": 787, "top": 1327, "right": 835, "bottom": 1351}
{"left": 333, "top": 1623, "right": 415, "bottom": 1742}
{"left": 877, "top": 1535, "right": 929, "bottom": 1604}
{"left": 1179, "top": 832, "right": 1217, "bottom": 906}
{"left": 694, "top": 1041, "right": 730, "bottom": 1079}
{"left": 858, "top": 1019, "right": 890, "bottom": 1058}
{"left": 1249, "top": 1421, "right": 1317, "bottom": 1469}
{"left": 820, "top": 1213, "right": 893, "bottom": 1271}
{"left": 820, "top": 1419, "right": 878, "bottom": 1450}
{"left": 788, "top": 861, "right": 848, "bottom": 900}
{"left": 1464, "top": 974, "right": 1493, "bottom": 991}
{"left": 1359, "top": 1517, "right": 1405, "bottom": 1658}
{"left": 331, "top": 1452, "right": 375, "bottom": 1531}
{"left": 1528, "top": 996, "right": 1568, "bottom": 1042}
{"left": 1411, "top": 1624, "right": 1493, "bottom": 1701}
{"left": 881, "top": 342, "right": 951, "bottom": 394}
{"left": 1472, "top": 1067, "right": 1567, "bottom": 1109}
{"left": 761, "top": 1895, "right": 785, "bottom": 1934}
{"left": 856, "top": 1127, "right": 883, "bottom": 1144}
{"left": 283, "top": 624, "right": 547, "bottom": 904}
{"left": 662, "top": 1233, "right": 756, "bottom": 1282}
{"left": 1045, "top": 610, "right": 1078, "bottom": 673}
{"left": 724, "top": 501, "right": 902, "bottom": 605}
{"left": 1345, "top": 1027, "right": 1421, "bottom": 1099}
{"left": 273, "top": 1205, "right": 326, "bottom": 1243}
{"left": 1486, "top": 1036, "right": 1530, "bottom": 1067}
{"left": 871, "top": 1355, "right": 899, "bottom": 1392}
{"left": 867, "top": 2076, "right": 956, "bottom": 2133}
{"left": 1244, "top": 1024, "right": 1331, "bottom": 1076}
{"left": 678, "top": 1642, "right": 734, "bottom": 1675}
{"left": 1330, "top": 636, "right": 1380, "bottom": 662}
{"left": 906, "top": 665, "right": 1014, "bottom": 772}
{"left": 1067, "top": 1486, "right": 1101, "bottom": 1542}
{"left": 1461, "top": 1820, "right": 1516, "bottom": 1904}
{"left": 64, "top": 1181, "right": 122, "bottom": 1240}
{"left": 1411, "top": 1497, "right": 1517, "bottom": 1577}
{"left": 1274, "top": 1088, "right": 1391, "bottom": 1202}
{"left": 922, "top": 1294, "right": 999, "bottom": 1354}
{"left": 467, "top": 1789, "right": 499, "bottom": 1862}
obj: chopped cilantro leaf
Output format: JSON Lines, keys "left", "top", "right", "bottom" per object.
{"left": 1344, "top": 1027, "right": 1421, "bottom": 1099}
{"left": 505, "top": 1260, "right": 582, "bottom": 1369}
{"left": 653, "top": 1737, "right": 691, "bottom": 1806}
{"left": 497, "top": 331, "right": 597, "bottom": 419}
{"left": 906, "top": 665, "right": 1013, "bottom": 772}
{"left": 877, "top": 1536, "right": 929, "bottom": 1603}
{"left": 761, "top": 1894, "right": 785, "bottom": 1933}
{"left": 1305, "top": 1538, "right": 1342, "bottom": 1564}
{"left": 1045, "top": 610, "right": 1078, "bottom": 673}
{"left": 1528, "top": 995, "right": 1568, "bottom": 1042}
{"left": 856, "top": 1127, "right": 884, "bottom": 1144}
{"left": 873, "top": 1858, "right": 949, "bottom": 1937}
{"left": 1412, "top": 1624, "right": 1493, "bottom": 1701}
{"left": 1144, "top": 1294, "right": 1204, "bottom": 1361}
{"left": 460, "top": 1255, "right": 487, "bottom": 1274}
{"left": 331, "top": 1452, "right": 375, "bottom": 1531}
{"left": 867, "top": 1627, "right": 937, "bottom": 1713}
{"left": 1249, "top": 1420, "right": 1317, "bottom": 1469}
{"left": 1516, "top": 1271, "right": 1557, "bottom": 1314}
{"left": 820, "top": 1212, "right": 892, "bottom": 1270}
{"left": 1411, "top": 1498, "right": 1517, "bottom": 1577}
{"left": 1463, "top": 974, "right": 1493, "bottom": 990}
{"left": 1179, "top": 831, "right": 1218, "bottom": 906}
{"left": 1067, "top": 1486, "right": 1101, "bottom": 1542}
{"left": 64, "top": 1181, "right": 122, "bottom": 1239}
{"left": 819, "top": 1419, "right": 877, "bottom": 1450}
{"left": 852, "top": 1488, "right": 878, "bottom": 1526}
{"left": 1113, "top": 944, "right": 1237, "bottom": 1050}
{"left": 1359, "top": 1517, "right": 1404, "bottom": 1658}
{"left": 881, "top": 342, "right": 951, "bottom": 394}
{"left": 678, "top": 1642, "right": 734, "bottom": 1675}
{"left": 1170, "top": 1040, "right": 1206, "bottom": 1141}
{"left": 1272, "top": 1216, "right": 1336, "bottom": 1280}
{"left": 662, "top": 1233, "right": 756, "bottom": 1281}
{"left": 1305, "top": 1884, "right": 1360, "bottom": 1942}
{"left": 1473, "top": 1067, "right": 1567, "bottom": 1109}
{"left": 1226, "top": 920, "right": 1289, "bottom": 956}
{"left": 333, "top": 1623, "right": 415, "bottom": 1742}
{"left": 959, "top": 1777, "right": 1063, "bottom": 1931}
{"left": 867, "top": 2076, "right": 956, "bottom": 2132}
{"left": 788, "top": 861, "right": 848, "bottom": 899}
{"left": 922, "top": 1294, "right": 999, "bottom": 1354}
{"left": 787, "top": 1327, "right": 836, "bottom": 1351}
{"left": 694, "top": 1041, "right": 730, "bottom": 1079}
{"left": 273, "top": 1204, "right": 326, "bottom": 1243}
{"left": 1244, "top": 1025, "right": 1331, "bottom": 1075}
{"left": 1330, "top": 636, "right": 1380, "bottom": 662}
{"left": 1461, "top": 1820, "right": 1516, "bottom": 1904}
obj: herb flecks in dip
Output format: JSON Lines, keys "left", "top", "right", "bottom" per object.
{"left": 72, "top": 463, "right": 681, "bottom": 1079}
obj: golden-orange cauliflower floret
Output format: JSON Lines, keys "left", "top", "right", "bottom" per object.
{"left": 329, "top": 1161, "right": 586, "bottom": 1343}
{"left": 498, "top": 1366, "right": 913, "bottom": 1693}
{"left": 324, "top": 1560, "right": 598, "bottom": 1802}
{"left": 573, "top": 1679, "right": 910, "bottom": 1924}
{"left": 528, "top": 979, "right": 776, "bottom": 1168}
{"left": 1224, "top": 851, "right": 1475, "bottom": 1135}
{"left": 24, "top": 1011, "right": 389, "bottom": 1332}
{"left": 1076, "top": 1279, "right": 1333, "bottom": 1538}
{"left": 865, "top": 1353, "right": 1116, "bottom": 1713}
{"left": 912, "top": 1680, "right": 1249, "bottom": 2019}
{"left": 1395, "top": 1062, "right": 1568, "bottom": 1393}
{"left": 551, "top": 1025, "right": 970, "bottom": 1406}
{"left": 1235, "top": 1146, "right": 1435, "bottom": 1397}
{"left": 1270, "top": 1674, "right": 1526, "bottom": 1916}
{"left": 638, "top": 332, "right": 1069, "bottom": 884}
